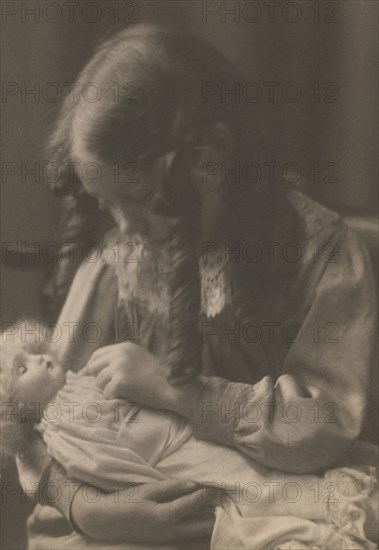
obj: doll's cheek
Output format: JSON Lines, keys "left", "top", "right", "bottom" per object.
{"left": 14, "top": 382, "right": 39, "bottom": 403}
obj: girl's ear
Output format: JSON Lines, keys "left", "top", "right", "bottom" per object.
{"left": 190, "top": 122, "right": 235, "bottom": 177}
{"left": 187, "top": 124, "right": 233, "bottom": 195}
{"left": 207, "top": 122, "right": 235, "bottom": 154}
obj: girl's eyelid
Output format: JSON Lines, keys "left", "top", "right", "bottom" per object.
{"left": 98, "top": 198, "right": 109, "bottom": 211}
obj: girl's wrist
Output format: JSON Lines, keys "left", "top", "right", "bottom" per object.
{"left": 167, "top": 375, "right": 210, "bottom": 420}
{"left": 69, "top": 483, "right": 100, "bottom": 538}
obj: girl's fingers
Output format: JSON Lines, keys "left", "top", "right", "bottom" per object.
{"left": 102, "top": 380, "right": 124, "bottom": 400}
{"left": 163, "top": 488, "right": 207, "bottom": 519}
{"left": 145, "top": 479, "right": 201, "bottom": 502}
{"left": 86, "top": 356, "right": 110, "bottom": 376}
{"left": 94, "top": 368, "right": 113, "bottom": 390}
{"left": 89, "top": 345, "right": 115, "bottom": 359}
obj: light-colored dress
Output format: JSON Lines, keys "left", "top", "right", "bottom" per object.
{"left": 38, "top": 371, "right": 378, "bottom": 550}
{"left": 27, "top": 190, "right": 378, "bottom": 549}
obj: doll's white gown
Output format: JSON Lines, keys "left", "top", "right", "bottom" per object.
{"left": 39, "top": 369, "right": 378, "bottom": 550}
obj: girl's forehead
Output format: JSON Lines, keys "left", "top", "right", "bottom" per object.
{"left": 74, "top": 152, "right": 156, "bottom": 204}
{"left": 74, "top": 158, "right": 122, "bottom": 200}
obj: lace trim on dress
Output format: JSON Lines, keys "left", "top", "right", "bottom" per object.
{"left": 102, "top": 229, "right": 231, "bottom": 319}
{"left": 199, "top": 251, "right": 232, "bottom": 318}
{"left": 324, "top": 466, "right": 378, "bottom": 549}
{"left": 275, "top": 466, "right": 378, "bottom": 549}
{"left": 102, "top": 231, "right": 170, "bottom": 317}
{"left": 101, "top": 191, "right": 344, "bottom": 321}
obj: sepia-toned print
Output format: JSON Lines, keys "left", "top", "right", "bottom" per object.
{"left": 1, "top": 2, "right": 378, "bottom": 549}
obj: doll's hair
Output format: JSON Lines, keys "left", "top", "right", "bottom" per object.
{"left": 0, "top": 322, "right": 52, "bottom": 460}
{"left": 44, "top": 24, "right": 301, "bottom": 384}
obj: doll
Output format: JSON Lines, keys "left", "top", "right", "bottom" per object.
{"left": 1, "top": 323, "right": 377, "bottom": 550}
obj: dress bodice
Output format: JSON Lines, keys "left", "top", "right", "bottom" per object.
{"left": 102, "top": 228, "right": 233, "bottom": 364}
{"left": 100, "top": 190, "right": 351, "bottom": 385}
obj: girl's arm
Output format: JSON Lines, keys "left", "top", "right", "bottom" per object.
{"left": 88, "top": 229, "right": 376, "bottom": 474}
{"left": 174, "top": 229, "right": 377, "bottom": 473}
{"left": 53, "top": 257, "right": 119, "bottom": 371}
{"left": 70, "top": 479, "right": 214, "bottom": 543}
{"left": 16, "top": 445, "right": 214, "bottom": 543}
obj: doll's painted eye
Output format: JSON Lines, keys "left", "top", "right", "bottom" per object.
{"left": 14, "top": 353, "right": 27, "bottom": 375}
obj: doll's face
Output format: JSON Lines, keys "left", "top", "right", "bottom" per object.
{"left": 12, "top": 353, "right": 65, "bottom": 408}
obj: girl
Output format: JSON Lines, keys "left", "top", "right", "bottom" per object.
{"left": 1, "top": 329, "right": 377, "bottom": 549}
{"left": 16, "top": 23, "right": 377, "bottom": 549}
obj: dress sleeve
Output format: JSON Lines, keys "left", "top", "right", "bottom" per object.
{"left": 53, "top": 257, "right": 119, "bottom": 371}
{"left": 190, "top": 228, "right": 377, "bottom": 473}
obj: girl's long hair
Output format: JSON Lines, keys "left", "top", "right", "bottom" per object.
{"left": 44, "top": 23, "right": 301, "bottom": 384}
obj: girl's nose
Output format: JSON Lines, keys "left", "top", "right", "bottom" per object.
{"left": 98, "top": 198, "right": 108, "bottom": 211}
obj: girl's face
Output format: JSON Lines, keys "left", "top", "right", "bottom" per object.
{"left": 76, "top": 147, "right": 225, "bottom": 244}
{"left": 76, "top": 153, "right": 172, "bottom": 241}
{"left": 12, "top": 353, "right": 65, "bottom": 409}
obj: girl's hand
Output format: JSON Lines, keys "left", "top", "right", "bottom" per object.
{"left": 85, "top": 343, "right": 206, "bottom": 417}
{"left": 71, "top": 478, "right": 216, "bottom": 543}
